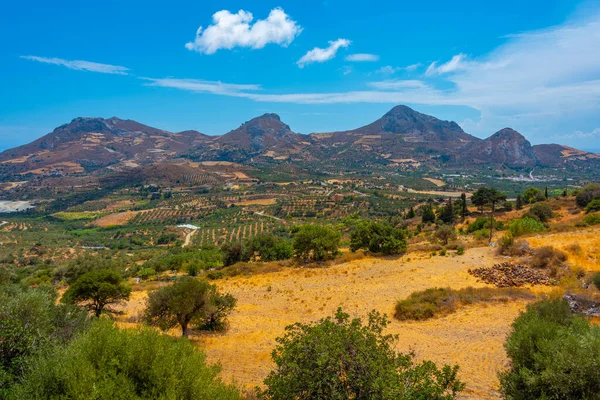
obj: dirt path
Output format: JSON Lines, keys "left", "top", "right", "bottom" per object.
{"left": 182, "top": 230, "right": 197, "bottom": 247}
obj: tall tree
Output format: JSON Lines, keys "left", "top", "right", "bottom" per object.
{"left": 143, "top": 277, "right": 235, "bottom": 337}
{"left": 471, "top": 187, "right": 507, "bottom": 243}
{"left": 406, "top": 206, "right": 416, "bottom": 219}
{"left": 62, "top": 269, "right": 131, "bottom": 318}
{"left": 516, "top": 195, "right": 523, "bottom": 210}
{"left": 421, "top": 204, "right": 436, "bottom": 223}
{"left": 460, "top": 193, "right": 468, "bottom": 221}
{"left": 544, "top": 186, "right": 549, "bottom": 199}
{"left": 438, "top": 197, "right": 455, "bottom": 224}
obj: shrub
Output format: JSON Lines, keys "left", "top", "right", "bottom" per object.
{"left": 586, "top": 199, "right": 600, "bottom": 213}
{"left": 138, "top": 267, "right": 156, "bottom": 280}
{"left": 508, "top": 217, "right": 546, "bottom": 237}
{"left": 467, "top": 217, "right": 489, "bottom": 233}
{"left": 499, "top": 299, "right": 600, "bottom": 399}
{"left": 456, "top": 247, "right": 465, "bottom": 255}
{"left": 394, "top": 287, "right": 534, "bottom": 321}
{"left": 498, "top": 233, "right": 515, "bottom": 254}
{"left": 592, "top": 272, "right": 600, "bottom": 291}
{"left": 9, "top": 320, "right": 241, "bottom": 399}
{"left": 522, "top": 187, "right": 545, "bottom": 204}
{"left": 583, "top": 213, "right": 600, "bottom": 226}
{"left": 529, "top": 202, "right": 554, "bottom": 222}
{"left": 245, "top": 234, "right": 293, "bottom": 262}
{"left": 439, "top": 249, "right": 447, "bottom": 256}
{"left": 144, "top": 277, "right": 236, "bottom": 336}
{"left": 575, "top": 183, "right": 600, "bottom": 208}
{"left": 292, "top": 225, "right": 341, "bottom": 261}
{"left": 258, "top": 308, "right": 464, "bottom": 399}
{"left": 473, "top": 229, "right": 491, "bottom": 241}
{"left": 221, "top": 241, "right": 246, "bottom": 266}
{"left": 530, "top": 246, "right": 567, "bottom": 269}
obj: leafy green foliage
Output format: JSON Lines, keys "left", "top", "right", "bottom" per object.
{"left": 421, "top": 204, "right": 436, "bottom": 223}
{"left": 467, "top": 217, "right": 490, "bottom": 233}
{"left": 350, "top": 220, "right": 407, "bottom": 255}
{"left": 9, "top": 320, "right": 241, "bottom": 400}
{"left": 437, "top": 198, "right": 456, "bottom": 224}
{"left": 472, "top": 187, "right": 507, "bottom": 210}
{"left": 143, "top": 246, "right": 223, "bottom": 273}
{"left": 583, "top": 213, "right": 600, "bottom": 226}
{"left": 258, "top": 308, "right": 464, "bottom": 400}
{"left": 62, "top": 269, "right": 131, "bottom": 317}
{"left": 585, "top": 199, "right": 600, "bottom": 213}
{"left": 499, "top": 299, "right": 600, "bottom": 400}
{"left": 245, "top": 234, "right": 293, "bottom": 262}
{"left": 138, "top": 267, "right": 156, "bottom": 280}
{"left": 575, "top": 183, "right": 600, "bottom": 208}
{"left": 528, "top": 202, "right": 554, "bottom": 222}
{"left": 592, "top": 272, "right": 600, "bottom": 291}
{"left": 143, "top": 277, "right": 236, "bottom": 336}
{"left": 522, "top": 187, "right": 545, "bottom": 204}
{"left": 0, "top": 286, "right": 88, "bottom": 393}
{"left": 292, "top": 225, "right": 341, "bottom": 261}
{"left": 508, "top": 217, "right": 546, "bottom": 237}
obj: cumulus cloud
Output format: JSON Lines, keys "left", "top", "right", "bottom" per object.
{"left": 297, "top": 38, "right": 351, "bottom": 67}
{"left": 21, "top": 56, "right": 129, "bottom": 75}
{"left": 425, "top": 53, "right": 468, "bottom": 76}
{"left": 185, "top": 8, "right": 301, "bottom": 54}
{"left": 345, "top": 53, "right": 379, "bottom": 62}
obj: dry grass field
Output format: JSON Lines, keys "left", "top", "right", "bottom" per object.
{"left": 119, "top": 247, "right": 543, "bottom": 399}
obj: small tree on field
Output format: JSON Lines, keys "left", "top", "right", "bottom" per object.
{"left": 460, "top": 193, "right": 468, "bottom": 221}
{"left": 62, "top": 269, "right": 131, "bottom": 318}
{"left": 406, "top": 206, "right": 416, "bottom": 219}
{"left": 258, "top": 308, "right": 464, "bottom": 400}
{"left": 292, "top": 225, "right": 341, "bottom": 261}
{"left": 438, "top": 197, "right": 455, "bottom": 224}
{"left": 471, "top": 187, "right": 507, "bottom": 243}
{"left": 421, "top": 204, "right": 436, "bottom": 224}
{"left": 143, "top": 277, "right": 235, "bottom": 337}
{"left": 516, "top": 195, "right": 523, "bottom": 210}
{"left": 350, "top": 220, "right": 407, "bottom": 255}
{"left": 435, "top": 225, "right": 457, "bottom": 245}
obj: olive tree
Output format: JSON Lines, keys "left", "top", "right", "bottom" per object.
{"left": 143, "top": 277, "right": 236, "bottom": 337}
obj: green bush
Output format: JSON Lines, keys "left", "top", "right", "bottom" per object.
{"left": 583, "top": 213, "right": 600, "bottom": 226}
{"left": 592, "top": 272, "right": 600, "bottom": 291}
{"left": 499, "top": 299, "right": 600, "bottom": 399}
{"left": 350, "top": 220, "right": 407, "bottom": 255}
{"left": 529, "top": 202, "right": 554, "bottom": 222}
{"left": 473, "top": 229, "right": 491, "bottom": 241}
{"left": 586, "top": 199, "right": 600, "bottom": 213}
{"left": 467, "top": 217, "right": 489, "bottom": 233}
{"left": 456, "top": 247, "right": 465, "bottom": 255}
{"left": 575, "top": 183, "right": 600, "bottom": 208}
{"left": 258, "top": 308, "right": 464, "bottom": 399}
{"left": 522, "top": 187, "right": 545, "bottom": 204}
{"left": 138, "top": 267, "right": 156, "bottom": 280}
{"left": 434, "top": 225, "right": 457, "bottom": 245}
{"left": 508, "top": 217, "right": 546, "bottom": 237}
{"left": 439, "top": 249, "right": 447, "bottom": 256}
{"left": 245, "top": 234, "right": 293, "bottom": 261}
{"left": 9, "top": 320, "right": 241, "bottom": 399}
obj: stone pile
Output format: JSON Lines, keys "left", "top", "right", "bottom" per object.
{"left": 468, "top": 262, "right": 555, "bottom": 287}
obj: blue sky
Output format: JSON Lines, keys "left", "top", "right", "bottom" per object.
{"left": 1, "top": 0, "right": 600, "bottom": 151}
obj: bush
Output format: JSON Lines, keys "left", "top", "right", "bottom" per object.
{"left": 499, "top": 299, "right": 600, "bottom": 399}
{"left": 583, "top": 213, "right": 600, "bottom": 226}
{"left": 522, "top": 187, "right": 545, "bottom": 204}
{"left": 575, "top": 183, "right": 600, "bottom": 208}
{"left": 586, "top": 199, "right": 600, "bottom": 213}
{"left": 592, "top": 272, "right": 600, "bottom": 291}
{"left": 245, "top": 234, "right": 293, "bottom": 262}
{"left": 473, "top": 229, "right": 491, "bottom": 241}
{"left": 9, "top": 320, "right": 241, "bottom": 399}
{"left": 258, "top": 308, "right": 464, "bottom": 399}
{"left": 394, "top": 287, "right": 534, "bottom": 321}
{"left": 0, "top": 286, "right": 88, "bottom": 393}
{"left": 138, "top": 267, "right": 156, "bottom": 280}
{"left": 456, "top": 247, "right": 465, "bottom": 255}
{"left": 530, "top": 246, "right": 567, "bottom": 269}
{"left": 350, "top": 220, "right": 407, "bottom": 255}
{"left": 292, "top": 225, "right": 341, "bottom": 261}
{"left": 439, "top": 249, "right": 447, "bottom": 256}
{"left": 467, "top": 217, "right": 489, "bottom": 233}
{"left": 529, "top": 202, "right": 554, "bottom": 222}
{"left": 508, "top": 217, "right": 546, "bottom": 237}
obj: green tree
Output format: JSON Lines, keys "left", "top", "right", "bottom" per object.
{"left": 499, "top": 299, "right": 600, "bottom": 399}
{"left": 62, "top": 269, "right": 131, "bottom": 318}
{"left": 460, "top": 193, "right": 468, "bottom": 220}
{"left": 437, "top": 197, "right": 455, "bottom": 224}
{"left": 516, "top": 194, "right": 523, "bottom": 210}
{"left": 406, "top": 206, "right": 416, "bottom": 219}
{"left": 562, "top": 188, "right": 568, "bottom": 197}
{"left": 143, "top": 277, "right": 235, "bottom": 337}
{"left": 292, "top": 225, "right": 341, "bottom": 261}
{"left": 0, "top": 286, "right": 88, "bottom": 393}
{"left": 350, "top": 220, "right": 407, "bottom": 255}
{"left": 9, "top": 320, "right": 241, "bottom": 399}
{"left": 529, "top": 202, "right": 554, "bottom": 222}
{"left": 471, "top": 187, "right": 507, "bottom": 243}
{"left": 421, "top": 204, "right": 436, "bottom": 223}
{"left": 522, "top": 187, "right": 545, "bottom": 204}
{"left": 544, "top": 186, "right": 549, "bottom": 199}
{"left": 258, "top": 308, "right": 464, "bottom": 400}
{"left": 245, "top": 234, "right": 293, "bottom": 262}
{"left": 435, "top": 225, "right": 457, "bottom": 246}
{"left": 221, "top": 241, "right": 247, "bottom": 266}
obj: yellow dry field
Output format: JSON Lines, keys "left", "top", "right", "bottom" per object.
{"left": 93, "top": 210, "right": 139, "bottom": 227}
{"left": 526, "top": 226, "right": 600, "bottom": 271}
{"left": 424, "top": 177, "right": 446, "bottom": 187}
{"left": 234, "top": 198, "right": 278, "bottom": 206}
{"left": 122, "top": 247, "right": 537, "bottom": 399}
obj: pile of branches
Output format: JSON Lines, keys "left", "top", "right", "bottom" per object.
{"left": 469, "top": 262, "right": 555, "bottom": 287}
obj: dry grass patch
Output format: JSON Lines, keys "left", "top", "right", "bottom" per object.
{"left": 394, "top": 287, "right": 535, "bottom": 321}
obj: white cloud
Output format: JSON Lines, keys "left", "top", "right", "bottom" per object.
{"left": 369, "top": 80, "right": 428, "bottom": 90}
{"left": 143, "top": 78, "right": 261, "bottom": 95}
{"left": 297, "top": 38, "right": 351, "bottom": 67}
{"left": 21, "top": 56, "right": 129, "bottom": 75}
{"left": 425, "top": 53, "right": 468, "bottom": 76}
{"left": 185, "top": 8, "right": 301, "bottom": 54}
{"left": 404, "top": 63, "right": 422, "bottom": 72}
{"left": 376, "top": 63, "right": 422, "bottom": 75}
{"left": 553, "top": 128, "right": 600, "bottom": 140}
{"left": 345, "top": 53, "right": 379, "bottom": 62}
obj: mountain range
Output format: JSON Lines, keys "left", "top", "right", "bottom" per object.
{"left": 1, "top": 105, "right": 598, "bottom": 178}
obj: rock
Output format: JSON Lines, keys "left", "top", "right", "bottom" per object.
{"left": 468, "top": 262, "right": 555, "bottom": 287}
{"left": 563, "top": 293, "right": 600, "bottom": 317}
